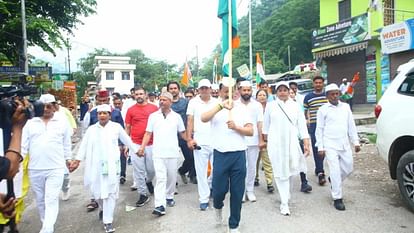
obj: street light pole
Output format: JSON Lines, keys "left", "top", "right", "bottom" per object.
{"left": 21, "top": 0, "right": 28, "bottom": 75}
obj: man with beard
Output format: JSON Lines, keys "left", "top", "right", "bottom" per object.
{"left": 236, "top": 81, "right": 264, "bottom": 202}
{"left": 167, "top": 81, "right": 196, "bottom": 184}
{"left": 125, "top": 87, "right": 157, "bottom": 207}
{"left": 201, "top": 82, "right": 253, "bottom": 233}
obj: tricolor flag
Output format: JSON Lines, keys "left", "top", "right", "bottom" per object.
{"left": 218, "top": 0, "right": 240, "bottom": 76}
{"left": 256, "top": 53, "right": 265, "bottom": 85}
{"left": 181, "top": 62, "right": 192, "bottom": 87}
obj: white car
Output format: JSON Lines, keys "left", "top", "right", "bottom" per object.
{"left": 375, "top": 59, "right": 414, "bottom": 213}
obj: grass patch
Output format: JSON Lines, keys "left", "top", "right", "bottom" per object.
{"left": 366, "top": 133, "right": 377, "bottom": 144}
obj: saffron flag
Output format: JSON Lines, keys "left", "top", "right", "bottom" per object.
{"left": 181, "top": 62, "right": 192, "bottom": 87}
{"left": 218, "top": 0, "right": 240, "bottom": 76}
{"left": 256, "top": 53, "right": 265, "bottom": 85}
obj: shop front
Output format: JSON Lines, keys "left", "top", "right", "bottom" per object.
{"left": 380, "top": 18, "right": 414, "bottom": 94}
{"left": 312, "top": 13, "right": 379, "bottom": 104}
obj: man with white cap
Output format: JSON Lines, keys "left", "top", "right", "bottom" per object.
{"left": 315, "top": 83, "right": 360, "bottom": 211}
{"left": 138, "top": 92, "right": 187, "bottom": 217}
{"left": 70, "top": 104, "right": 138, "bottom": 233}
{"left": 211, "top": 83, "right": 220, "bottom": 98}
{"left": 21, "top": 93, "right": 72, "bottom": 233}
{"left": 201, "top": 79, "right": 253, "bottom": 233}
{"left": 186, "top": 79, "right": 219, "bottom": 210}
{"left": 237, "top": 80, "right": 264, "bottom": 202}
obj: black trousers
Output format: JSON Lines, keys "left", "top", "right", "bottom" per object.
{"left": 178, "top": 138, "right": 196, "bottom": 178}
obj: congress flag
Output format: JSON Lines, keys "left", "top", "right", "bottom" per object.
{"left": 218, "top": 0, "right": 240, "bottom": 76}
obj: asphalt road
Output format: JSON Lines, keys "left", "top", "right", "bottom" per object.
{"left": 15, "top": 143, "right": 414, "bottom": 233}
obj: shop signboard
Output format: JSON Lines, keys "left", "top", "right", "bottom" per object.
{"left": 366, "top": 59, "right": 377, "bottom": 103}
{"left": 312, "top": 13, "right": 370, "bottom": 52}
{"left": 380, "top": 18, "right": 414, "bottom": 54}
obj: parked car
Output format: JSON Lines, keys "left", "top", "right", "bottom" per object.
{"left": 270, "top": 78, "right": 313, "bottom": 96}
{"left": 375, "top": 59, "right": 414, "bottom": 213}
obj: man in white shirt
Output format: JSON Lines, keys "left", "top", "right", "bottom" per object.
{"left": 138, "top": 92, "right": 187, "bottom": 217}
{"left": 315, "top": 84, "right": 361, "bottom": 211}
{"left": 201, "top": 82, "right": 253, "bottom": 233}
{"left": 21, "top": 94, "right": 72, "bottom": 233}
{"left": 237, "top": 81, "right": 264, "bottom": 202}
{"left": 186, "top": 79, "right": 219, "bottom": 210}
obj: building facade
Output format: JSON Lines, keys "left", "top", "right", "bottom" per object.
{"left": 94, "top": 56, "right": 136, "bottom": 95}
{"left": 312, "top": 0, "right": 414, "bottom": 103}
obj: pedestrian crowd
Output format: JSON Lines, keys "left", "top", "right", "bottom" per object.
{"left": 0, "top": 76, "right": 360, "bottom": 233}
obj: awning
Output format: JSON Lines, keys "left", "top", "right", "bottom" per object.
{"left": 314, "top": 42, "right": 368, "bottom": 59}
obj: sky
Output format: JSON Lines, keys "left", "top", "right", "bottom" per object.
{"left": 29, "top": 0, "right": 249, "bottom": 73}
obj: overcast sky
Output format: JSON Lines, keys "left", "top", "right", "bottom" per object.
{"left": 29, "top": 0, "right": 248, "bottom": 73}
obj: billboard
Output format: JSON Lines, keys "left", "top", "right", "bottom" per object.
{"left": 381, "top": 18, "right": 414, "bottom": 54}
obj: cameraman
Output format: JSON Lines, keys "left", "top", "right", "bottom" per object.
{"left": 0, "top": 100, "right": 28, "bottom": 217}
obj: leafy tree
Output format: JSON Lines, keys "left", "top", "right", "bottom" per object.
{"left": 0, "top": 0, "right": 97, "bottom": 65}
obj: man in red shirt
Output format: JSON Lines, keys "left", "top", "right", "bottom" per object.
{"left": 125, "top": 87, "right": 158, "bottom": 207}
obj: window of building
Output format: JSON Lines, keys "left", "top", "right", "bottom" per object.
{"left": 383, "top": 0, "right": 395, "bottom": 26}
{"left": 106, "top": 71, "right": 114, "bottom": 80}
{"left": 106, "top": 87, "right": 115, "bottom": 95}
{"left": 398, "top": 74, "right": 414, "bottom": 96}
{"left": 122, "top": 72, "right": 130, "bottom": 80}
{"left": 338, "top": 0, "right": 351, "bottom": 22}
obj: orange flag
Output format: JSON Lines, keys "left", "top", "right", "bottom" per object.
{"left": 180, "top": 62, "right": 192, "bottom": 87}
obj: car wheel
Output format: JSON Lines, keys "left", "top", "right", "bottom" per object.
{"left": 397, "top": 150, "right": 414, "bottom": 213}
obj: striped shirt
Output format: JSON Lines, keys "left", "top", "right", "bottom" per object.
{"left": 303, "top": 92, "right": 328, "bottom": 124}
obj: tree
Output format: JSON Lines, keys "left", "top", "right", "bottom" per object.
{"left": 0, "top": 0, "right": 97, "bottom": 65}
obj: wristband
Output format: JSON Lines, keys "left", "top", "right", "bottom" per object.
{"left": 218, "top": 104, "right": 224, "bottom": 110}
{"left": 5, "top": 149, "right": 23, "bottom": 162}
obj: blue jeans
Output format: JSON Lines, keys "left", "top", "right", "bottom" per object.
{"left": 309, "top": 123, "right": 325, "bottom": 175}
{"left": 212, "top": 150, "right": 246, "bottom": 229}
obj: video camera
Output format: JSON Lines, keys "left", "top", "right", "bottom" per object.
{"left": 0, "top": 78, "right": 44, "bottom": 127}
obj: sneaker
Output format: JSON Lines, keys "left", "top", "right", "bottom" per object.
{"left": 300, "top": 182, "right": 312, "bottom": 193}
{"left": 166, "top": 199, "right": 175, "bottom": 207}
{"left": 136, "top": 195, "right": 149, "bottom": 207}
{"left": 199, "top": 203, "right": 209, "bottom": 211}
{"left": 334, "top": 199, "right": 346, "bottom": 211}
{"left": 179, "top": 173, "right": 188, "bottom": 184}
{"left": 130, "top": 183, "right": 138, "bottom": 191}
{"left": 120, "top": 176, "right": 126, "bottom": 185}
{"left": 280, "top": 203, "right": 290, "bottom": 216}
{"left": 152, "top": 206, "right": 166, "bottom": 216}
{"left": 318, "top": 173, "right": 326, "bottom": 186}
{"left": 215, "top": 208, "right": 223, "bottom": 225}
{"left": 229, "top": 227, "right": 240, "bottom": 233}
{"left": 246, "top": 191, "right": 257, "bottom": 202}
{"left": 267, "top": 185, "right": 275, "bottom": 193}
{"left": 61, "top": 190, "right": 70, "bottom": 201}
{"left": 254, "top": 179, "right": 260, "bottom": 186}
{"left": 103, "top": 223, "right": 115, "bottom": 233}
{"left": 146, "top": 182, "right": 154, "bottom": 195}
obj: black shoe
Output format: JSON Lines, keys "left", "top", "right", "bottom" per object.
{"left": 300, "top": 182, "right": 312, "bottom": 193}
{"left": 146, "top": 182, "right": 154, "bottom": 195}
{"left": 99, "top": 210, "right": 103, "bottom": 221}
{"left": 267, "top": 185, "right": 274, "bottom": 193}
{"left": 166, "top": 199, "right": 175, "bottom": 207}
{"left": 318, "top": 173, "right": 326, "bottom": 186}
{"left": 334, "top": 199, "right": 346, "bottom": 211}
{"left": 254, "top": 179, "right": 260, "bottom": 187}
{"left": 190, "top": 176, "right": 197, "bottom": 184}
{"left": 152, "top": 206, "right": 166, "bottom": 216}
{"left": 179, "top": 173, "right": 188, "bottom": 184}
{"left": 120, "top": 176, "right": 126, "bottom": 184}
{"left": 136, "top": 194, "right": 149, "bottom": 207}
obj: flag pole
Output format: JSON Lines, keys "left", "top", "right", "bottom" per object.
{"left": 228, "top": 0, "right": 233, "bottom": 107}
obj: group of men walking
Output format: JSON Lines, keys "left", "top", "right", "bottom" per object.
{"left": 16, "top": 74, "right": 360, "bottom": 233}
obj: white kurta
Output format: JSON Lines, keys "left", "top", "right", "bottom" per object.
{"left": 76, "top": 121, "right": 138, "bottom": 199}
{"left": 263, "top": 98, "right": 309, "bottom": 180}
